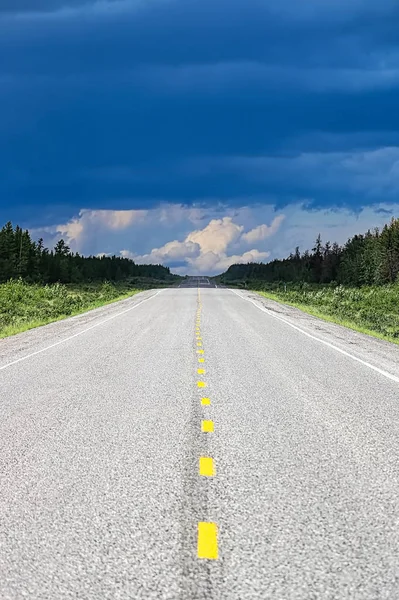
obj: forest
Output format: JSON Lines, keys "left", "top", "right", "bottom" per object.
{"left": 220, "top": 216, "right": 399, "bottom": 287}
{"left": 0, "top": 221, "right": 178, "bottom": 284}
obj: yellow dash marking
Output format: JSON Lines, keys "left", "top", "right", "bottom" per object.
{"left": 197, "top": 342, "right": 202, "bottom": 347}
{"left": 201, "top": 420, "right": 214, "bottom": 433}
{"left": 197, "top": 381, "right": 206, "bottom": 388}
{"left": 198, "top": 358, "right": 205, "bottom": 363}
{"left": 199, "top": 457, "right": 215, "bottom": 476}
{"left": 198, "top": 368, "right": 206, "bottom": 374}
{"left": 197, "top": 349, "right": 204, "bottom": 354}
{"left": 201, "top": 397, "right": 211, "bottom": 405}
{"left": 196, "top": 337, "right": 202, "bottom": 341}
{"left": 198, "top": 522, "right": 218, "bottom": 560}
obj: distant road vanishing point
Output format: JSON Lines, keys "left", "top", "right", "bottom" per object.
{"left": 1, "top": 283, "right": 399, "bottom": 599}
{"left": 179, "top": 276, "right": 216, "bottom": 288}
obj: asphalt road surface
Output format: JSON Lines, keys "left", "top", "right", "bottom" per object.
{"left": 179, "top": 277, "right": 216, "bottom": 288}
{"left": 2, "top": 287, "right": 399, "bottom": 599}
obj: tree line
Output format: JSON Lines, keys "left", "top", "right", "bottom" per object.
{"left": 0, "top": 222, "right": 177, "bottom": 284}
{"left": 221, "top": 216, "right": 399, "bottom": 286}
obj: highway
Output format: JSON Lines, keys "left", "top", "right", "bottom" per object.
{"left": 1, "top": 286, "right": 399, "bottom": 599}
{"left": 179, "top": 277, "right": 216, "bottom": 288}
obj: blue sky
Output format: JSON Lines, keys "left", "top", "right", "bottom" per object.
{"left": 1, "top": 0, "right": 399, "bottom": 274}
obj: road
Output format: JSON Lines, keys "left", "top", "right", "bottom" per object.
{"left": 1, "top": 286, "right": 399, "bottom": 599}
{"left": 179, "top": 276, "right": 216, "bottom": 288}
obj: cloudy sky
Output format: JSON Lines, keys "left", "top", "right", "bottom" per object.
{"left": 1, "top": 0, "right": 399, "bottom": 274}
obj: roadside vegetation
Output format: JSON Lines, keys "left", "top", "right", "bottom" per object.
{"left": 0, "top": 279, "right": 145, "bottom": 338}
{"left": 0, "top": 222, "right": 181, "bottom": 338}
{"left": 217, "top": 216, "right": 399, "bottom": 343}
{"left": 257, "top": 282, "right": 399, "bottom": 342}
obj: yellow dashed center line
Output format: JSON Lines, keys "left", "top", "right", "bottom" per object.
{"left": 195, "top": 289, "right": 219, "bottom": 560}
{"left": 199, "top": 457, "right": 215, "bottom": 476}
{"left": 198, "top": 522, "right": 218, "bottom": 559}
{"left": 201, "top": 420, "right": 214, "bottom": 432}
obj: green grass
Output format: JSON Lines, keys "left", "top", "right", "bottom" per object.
{"left": 0, "top": 279, "right": 146, "bottom": 339}
{"left": 251, "top": 283, "right": 399, "bottom": 345}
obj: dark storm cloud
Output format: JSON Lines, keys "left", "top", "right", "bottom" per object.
{"left": 0, "top": 0, "right": 398, "bottom": 223}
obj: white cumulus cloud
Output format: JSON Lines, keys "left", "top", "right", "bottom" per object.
{"left": 241, "top": 214, "right": 285, "bottom": 243}
{"left": 56, "top": 208, "right": 147, "bottom": 245}
{"left": 125, "top": 239, "right": 201, "bottom": 264}
{"left": 130, "top": 215, "right": 269, "bottom": 275}
{"left": 186, "top": 217, "right": 244, "bottom": 254}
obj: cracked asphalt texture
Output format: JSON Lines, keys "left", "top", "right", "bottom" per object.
{"left": 1, "top": 286, "right": 399, "bottom": 599}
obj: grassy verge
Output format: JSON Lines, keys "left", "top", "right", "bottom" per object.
{"left": 250, "top": 283, "right": 399, "bottom": 346}
{"left": 0, "top": 279, "right": 148, "bottom": 339}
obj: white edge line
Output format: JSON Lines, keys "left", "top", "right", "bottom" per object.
{"left": 230, "top": 288, "right": 399, "bottom": 385}
{"left": 0, "top": 290, "right": 163, "bottom": 372}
